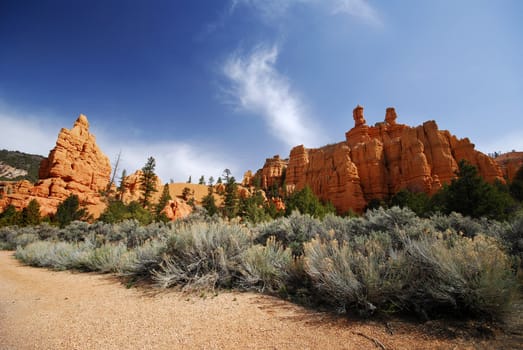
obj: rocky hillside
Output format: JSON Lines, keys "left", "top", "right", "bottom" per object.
{"left": 253, "top": 106, "right": 504, "bottom": 213}
{"left": 0, "top": 115, "right": 112, "bottom": 217}
{"left": 0, "top": 150, "right": 44, "bottom": 183}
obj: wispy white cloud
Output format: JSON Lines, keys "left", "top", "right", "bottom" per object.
{"left": 230, "top": 0, "right": 381, "bottom": 25}
{"left": 0, "top": 110, "right": 60, "bottom": 155}
{"left": 223, "top": 45, "right": 324, "bottom": 148}
{"left": 94, "top": 132, "right": 237, "bottom": 183}
{"left": 0, "top": 107, "right": 236, "bottom": 183}
{"left": 330, "top": 0, "right": 381, "bottom": 25}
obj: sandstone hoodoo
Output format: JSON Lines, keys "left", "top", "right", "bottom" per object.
{"left": 256, "top": 106, "right": 504, "bottom": 214}
{"left": 0, "top": 114, "right": 111, "bottom": 217}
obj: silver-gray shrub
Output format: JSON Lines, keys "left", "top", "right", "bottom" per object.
{"left": 153, "top": 220, "right": 252, "bottom": 290}
{"left": 399, "top": 233, "right": 516, "bottom": 319}
{"left": 241, "top": 236, "right": 293, "bottom": 293}
{"left": 304, "top": 232, "right": 408, "bottom": 316}
{"left": 302, "top": 225, "right": 517, "bottom": 319}
{"left": 119, "top": 239, "right": 165, "bottom": 277}
{"left": 59, "top": 220, "right": 91, "bottom": 242}
{"left": 15, "top": 240, "right": 88, "bottom": 270}
{"left": 254, "top": 211, "right": 326, "bottom": 256}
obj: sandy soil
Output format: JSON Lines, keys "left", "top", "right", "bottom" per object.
{"left": 0, "top": 251, "right": 519, "bottom": 350}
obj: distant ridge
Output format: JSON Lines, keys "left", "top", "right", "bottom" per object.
{"left": 0, "top": 150, "right": 44, "bottom": 183}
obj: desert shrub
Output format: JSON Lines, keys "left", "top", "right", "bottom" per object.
{"left": 153, "top": 220, "right": 252, "bottom": 290}
{"left": 254, "top": 211, "right": 326, "bottom": 256}
{"left": 0, "top": 226, "right": 43, "bottom": 249}
{"left": 303, "top": 234, "right": 407, "bottom": 316}
{"left": 15, "top": 241, "right": 85, "bottom": 270}
{"left": 15, "top": 239, "right": 128, "bottom": 273}
{"left": 82, "top": 243, "right": 128, "bottom": 273}
{"left": 431, "top": 212, "right": 484, "bottom": 237}
{"left": 13, "top": 232, "right": 39, "bottom": 248}
{"left": 0, "top": 226, "right": 22, "bottom": 249}
{"left": 399, "top": 233, "right": 517, "bottom": 319}
{"left": 241, "top": 236, "right": 293, "bottom": 292}
{"left": 34, "top": 222, "right": 61, "bottom": 241}
{"left": 302, "top": 227, "right": 517, "bottom": 320}
{"left": 59, "top": 220, "right": 91, "bottom": 242}
{"left": 502, "top": 214, "right": 523, "bottom": 265}
{"left": 364, "top": 206, "right": 420, "bottom": 232}
{"left": 119, "top": 239, "right": 165, "bottom": 277}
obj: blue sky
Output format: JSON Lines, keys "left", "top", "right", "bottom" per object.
{"left": 1, "top": 0, "right": 522, "bottom": 182}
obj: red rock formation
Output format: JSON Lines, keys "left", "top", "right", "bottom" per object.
{"left": 286, "top": 143, "right": 366, "bottom": 213}
{"left": 494, "top": 152, "right": 523, "bottom": 181}
{"left": 0, "top": 115, "right": 111, "bottom": 217}
{"left": 162, "top": 199, "right": 193, "bottom": 220}
{"left": 255, "top": 155, "right": 288, "bottom": 189}
{"left": 120, "top": 170, "right": 163, "bottom": 204}
{"left": 256, "top": 106, "right": 505, "bottom": 213}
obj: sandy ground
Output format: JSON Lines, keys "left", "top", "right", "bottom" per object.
{"left": 0, "top": 251, "right": 520, "bottom": 350}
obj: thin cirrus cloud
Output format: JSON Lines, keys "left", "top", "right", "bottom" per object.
{"left": 230, "top": 0, "right": 381, "bottom": 25}
{"left": 223, "top": 45, "right": 325, "bottom": 148}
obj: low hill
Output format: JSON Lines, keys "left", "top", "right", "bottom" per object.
{"left": 0, "top": 149, "right": 44, "bottom": 183}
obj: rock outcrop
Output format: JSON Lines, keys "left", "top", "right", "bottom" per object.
{"left": 255, "top": 155, "right": 288, "bottom": 189}
{"left": 0, "top": 115, "right": 111, "bottom": 217}
{"left": 494, "top": 152, "right": 523, "bottom": 182}
{"left": 256, "top": 106, "right": 505, "bottom": 214}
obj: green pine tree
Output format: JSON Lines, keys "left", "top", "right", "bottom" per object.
{"left": 155, "top": 183, "right": 172, "bottom": 221}
{"left": 54, "top": 194, "right": 88, "bottom": 228}
{"left": 140, "top": 157, "right": 158, "bottom": 208}
{"left": 21, "top": 199, "right": 41, "bottom": 226}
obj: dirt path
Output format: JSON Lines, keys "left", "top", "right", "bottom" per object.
{"left": 0, "top": 251, "right": 516, "bottom": 349}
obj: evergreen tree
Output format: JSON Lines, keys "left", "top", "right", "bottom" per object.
{"left": 285, "top": 186, "right": 335, "bottom": 218}
{"left": 21, "top": 199, "right": 40, "bottom": 226}
{"left": 54, "top": 194, "right": 88, "bottom": 228}
{"left": 181, "top": 187, "right": 191, "bottom": 201}
{"left": 187, "top": 176, "right": 192, "bottom": 184}
{"left": 390, "top": 189, "right": 430, "bottom": 216}
{"left": 0, "top": 205, "right": 20, "bottom": 226}
{"left": 198, "top": 175, "right": 205, "bottom": 185}
{"left": 155, "top": 183, "right": 172, "bottom": 221}
{"left": 117, "top": 169, "right": 127, "bottom": 200}
{"left": 208, "top": 176, "right": 215, "bottom": 186}
{"left": 510, "top": 165, "right": 523, "bottom": 202}
{"left": 202, "top": 185, "right": 218, "bottom": 216}
{"left": 222, "top": 174, "right": 239, "bottom": 219}
{"left": 140, "top": 157, "right": 158, "bottom": 208}
{"left": 435, "top": 160, "right": 516, "bottom": 220}
{"left": 99, "top": 200, "right": 152, "bottom": 225}
{"left": 239, "top": 189, "right": 269, "bottom": 223}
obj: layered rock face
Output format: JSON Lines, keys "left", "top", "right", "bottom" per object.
{"left": 255, "top": 155, "right": 288, "bottom": 189}
{"left": 494, "top": 152, "right": 523, "bottom": 181}
{"left": 0, "top": 115, "right": 111, "bottom": 217}
{"left": 258, "top": 106, "right": 504, "bottom": 213}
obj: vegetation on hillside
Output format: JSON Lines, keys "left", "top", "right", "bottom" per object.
{"left": 0, "top": 149, "right": 44, "bottom": 183}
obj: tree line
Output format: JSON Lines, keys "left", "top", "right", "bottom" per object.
{"left": 1, "top": 158, "right": 523, "bottom": 228}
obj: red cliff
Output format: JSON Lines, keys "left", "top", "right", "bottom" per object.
{"left": 257, "top": 106, "right": 504, "bottom": 214}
